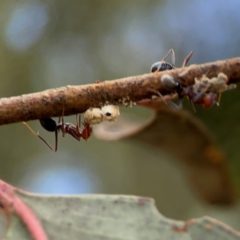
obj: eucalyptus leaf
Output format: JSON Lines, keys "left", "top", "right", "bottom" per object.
{"left": 5, "top": 191, "right": 240, "bottom": 240}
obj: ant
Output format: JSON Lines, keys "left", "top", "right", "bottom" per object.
{"left": 150, "top": 50, "right": 236, "bottom": 111}
{"left": 23, "top": 113, "right": 92, "bottom": 152}
{"left": 150, "top": 49, "right": 195, "bottom": 110}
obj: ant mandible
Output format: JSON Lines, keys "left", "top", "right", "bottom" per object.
{"left": 23, "top": 113, "right": 92, "bottom": 152}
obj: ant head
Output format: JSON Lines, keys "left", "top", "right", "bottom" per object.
{"left": 150, "top": 61, "right": 174, "bottom": 73}
{"left": 82, "top": 122, "right": 93, "bottom": 140}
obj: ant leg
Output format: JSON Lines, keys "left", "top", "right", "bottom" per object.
{"left": 182, "top": 51, "right": 194, "bottom": 67}
{"left": 23, "top": 122, "right": 57, "bottom": 152}
{"left": 53, "top": 129, "right": 58, "bottom": 152}
{"left": 186, "top": 96, "right": 196, "bottom": 112}
{"left": 216, "top": 92, "right": 222, "bottom": 106}
{"left": 58, "top": 106, "right": 66, "bottom": 137}
{"left": 76, "top": 114, "right": 81, "bottom": 133}
{"left": 148, "top": 88, "right": 180, "bottom": 110}
{"left": 162, "top": 49, "right": 175, "bottom": 67}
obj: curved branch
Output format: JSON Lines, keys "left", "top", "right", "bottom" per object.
{"left": 0, "top": 57, "right": 239, "bottom": 125}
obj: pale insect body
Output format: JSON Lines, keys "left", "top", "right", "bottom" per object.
{"left": 206, "top": 73, "right": 236, "bottom": 93}
{"left": 101, "top": 105, "right": 120, "bottom": 121}
{"left": 183, "top": 73, "right": 236, "bottom": 101}
{"left": 182, "top": 73, "right": 236, "bottom": 109}
{"left": 182, "top": 76, "right": 212, "bottom": 103}
{"left": 84, "top": 105, "right": 120, "bottom": 125}
{"left": 83, "top": 108, "right": 104, "bottom": 124}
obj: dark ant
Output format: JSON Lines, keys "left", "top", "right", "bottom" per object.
{"left": 150, "top": 48, "right": 193, "bottom": 73}
{"left": 150, "top": 49, "right": 195, "bottom": 110}
{"left": 151, "top": 49, "right": 175, "bottom": 72}
{"left": 151, "top": 50, "right": 236, "bottom": 111}
{"left": 23, "top": 114, "right": 92, "bottom": 152}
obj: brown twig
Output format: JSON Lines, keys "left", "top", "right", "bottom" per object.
{"left": 0, "top": 57, "right": 239, "bottom": 125}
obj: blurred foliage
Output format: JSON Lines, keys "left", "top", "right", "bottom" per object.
{"left": 7, "top": 190, "right": 240, "bottom": 240}
{"left": 0, "top": 0, "right": 240, "bottom": 231}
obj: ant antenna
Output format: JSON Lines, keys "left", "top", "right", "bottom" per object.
{"left": 181, "top": 51, "right": 194, "bottom": 67}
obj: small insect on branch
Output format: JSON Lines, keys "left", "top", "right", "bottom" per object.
{"left": 150, "top": 49, "right": 195, "bottom": 110}
{"left": 23, "top": 114, "right": 92, "bottom": 152}
{"left": 149, "top": 49, "right": 238, "bottom": 111}
{"left": 23, "top": 105, "right": 120, "bottom": 152}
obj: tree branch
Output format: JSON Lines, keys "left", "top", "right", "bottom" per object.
{"left": 0, "top": 57, "right": 239, "bottom": 125}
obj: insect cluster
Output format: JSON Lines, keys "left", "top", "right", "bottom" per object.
{"left": 24, "top": 49, "right": 236, "bottom": 152}
{"left": 151, "top": 49, "right": 236, "bottom": 111}
{"left": 181, "top": 73, "right": 236, "bottom": 109}
{"left": 23, "top": 77, "right": 120, "bottom": 152}
{"left": 23, "top": 105, "right": 120, "bottom": 152}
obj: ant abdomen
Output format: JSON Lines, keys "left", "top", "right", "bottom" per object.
{"left": 151, "top": 62, "right": 173, "bottom": 72}
{"left": 39, "top": 118, "right": 57, "bottom": 132}
{"left": 161, "top": 74, "right": 181, "bottom": 91}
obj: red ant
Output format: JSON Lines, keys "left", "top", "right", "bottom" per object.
{"left": 23, "top": 114, "right": 92, "bottom": 152}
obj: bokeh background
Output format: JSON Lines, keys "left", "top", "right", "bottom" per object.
{"left": 1, "top": 0, "right": 240, "bottom": 230}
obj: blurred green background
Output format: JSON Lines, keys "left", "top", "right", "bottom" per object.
{"left": 1, "top": 0, "right": 240, "bottom": 230}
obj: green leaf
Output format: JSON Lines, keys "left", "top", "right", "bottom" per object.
{"left": 5, "top": 191, "right": 240, "bottom": 240}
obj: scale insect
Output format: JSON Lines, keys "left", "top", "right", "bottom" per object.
{"left": 182, "top": 72, "right": 236, "bottom": 109}
{"left": 23, "top": 114, "right": 92, "bottom": 152}
{"left": 84, "top": 105, "right": 120, "bottom": 125}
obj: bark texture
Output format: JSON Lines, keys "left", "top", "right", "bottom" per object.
{"left": 0, "top": 57, "right": 239, "bottom": 125}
